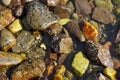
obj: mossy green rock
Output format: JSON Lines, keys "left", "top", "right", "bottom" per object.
{"left": 95, "top": 0, "right": 113, "bottom": 12}
{"left": 113, "top": 0, "right": 120, "bottom": 6}
{"left": 71, "top": 52, "right": 89, "bottom": 76}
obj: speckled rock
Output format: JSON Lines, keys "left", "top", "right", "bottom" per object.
{"left": 0, "top": 28, "right": 16, "bottom": 51}
{"left": 26, "top": 1, "right": 59, "bottom": 30}
{"left": 11, "top": 59, "right": 46, "bottom": 80}
{"left": 92, "top": 7, "right": 114, "bottom": 24}
{"left": 95, "top": 0, "right": 113, "bottom": 12}
{"left": 12, "top": 31, "right": 41, "bottom": 53}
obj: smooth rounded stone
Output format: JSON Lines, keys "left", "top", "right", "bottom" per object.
{"left": 0, "top": 28, "right": 16, "bottom": 51}
{"left": 95, "top": 0, "right": 113, "bottom": 12}
{"left": 92, "top": 7, "right": 114, "bottom": 24}
{"left": 113, "top": 0, "right": 120, "bottom": 6}
{"left": 2, "top": 0, "right": 11, "bottom": 6}
{"left": 0, "top": 51, "right": 24, "bottom": 66}
{"left": 26, "top": 1, "right": 59, "bottom": 30}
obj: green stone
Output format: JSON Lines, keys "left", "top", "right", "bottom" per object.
{"left": 95, "top": 0, "right": 113, "bottom": 12}
{"left": 71, "top": 52, "right": 89, "bottom": 76}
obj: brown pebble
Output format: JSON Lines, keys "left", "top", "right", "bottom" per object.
{"left": 21, "top": 0, "right": 33, "bottom": 4}
{"left": 13, "top": 5, "right": 24, "bottom": 17}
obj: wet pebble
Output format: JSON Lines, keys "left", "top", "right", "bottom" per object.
{"left": 26, "top": 1, "right": 59, "bottom": 30}
{"left": 0, "top": 28, "right": 16, "bottom": 51}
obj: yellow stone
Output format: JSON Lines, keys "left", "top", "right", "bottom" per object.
{"left": 9, "top": 19, "right": 22, "bottom": 33}
{"left": 103, "top": 67, "right": 116, "bottom": 80}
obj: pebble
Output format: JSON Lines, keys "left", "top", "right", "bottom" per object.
{"left": 92, "top": 7, "right": 114, "bottom": 24}
{"left": 2, "top": 0, "right": 11, "bottom": 6}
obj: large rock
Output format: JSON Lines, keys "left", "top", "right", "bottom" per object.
{"left": 92, "top": 7, "right": 114, "bottom": 24}
{"left": 26, "top": 1, "right": 59, "bottom": 30}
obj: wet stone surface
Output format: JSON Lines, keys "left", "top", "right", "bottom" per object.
{"left": 26, "top": 1, "right": 59, "bottom": 30}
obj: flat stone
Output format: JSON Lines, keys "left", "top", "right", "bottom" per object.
{"left": 75, "top": 0, "right": 92, "bottom": 16}
{"left": 92, "top": 7, "right": 114, "bottom": 24}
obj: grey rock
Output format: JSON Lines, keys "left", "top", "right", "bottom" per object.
{"left": 26, "top": 1, "right": 59, "bottom": 30}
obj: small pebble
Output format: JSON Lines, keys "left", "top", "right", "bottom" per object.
{"left": 2, "top": 0, "right": 11, "bottom": 6}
